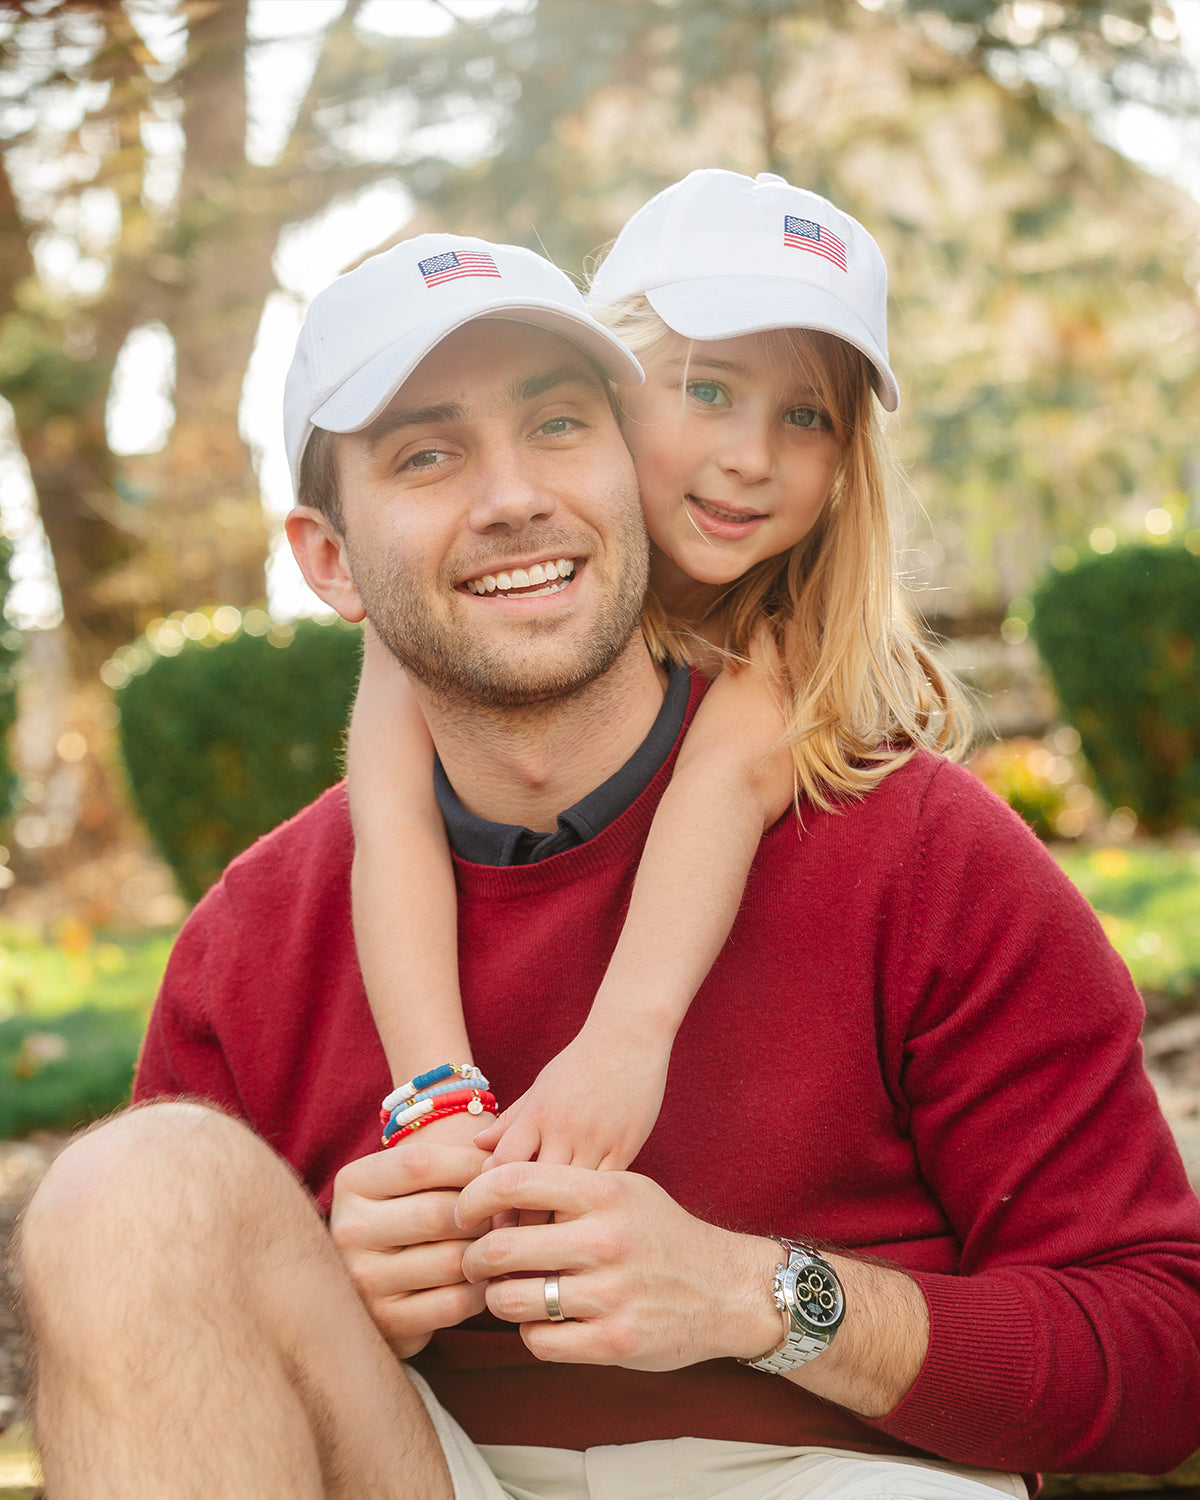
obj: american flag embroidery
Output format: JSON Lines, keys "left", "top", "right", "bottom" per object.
{"left": 783, "top": 216, "right": 847, "bottom": 272}
{"left": 418, "top": 250, "right": 502, "bottom": 287}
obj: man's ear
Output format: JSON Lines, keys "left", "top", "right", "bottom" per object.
{"left": 285, "top": 507, "right": 366, "bottom": 624}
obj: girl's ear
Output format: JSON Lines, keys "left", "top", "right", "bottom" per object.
{"left": 284, "top": 507, "right": 365, "bottom": 623}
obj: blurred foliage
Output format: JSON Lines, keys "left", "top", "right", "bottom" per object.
{"left": 0, "top": 536, "right": 21, "bottom": 826}
{"left": 0, "top": 917, "right": 171, "bottom": 1134}
{"left": 0, "top": 1004, "right": 145, "bottom": 1136}
{"left": 0, "top": 919, "right": 175, "bottom": 1023}
{"left": 113, "top": 610, "right": 360, "bottom": 900}
{"left": 969, "top": 731, "right": 1097, "bottom": 841}
{"left": 0, "top": 1, "right": 1198, "bottom": 673}
{"left": 1031, "top": 545, "right": 1200, "bottom": 833}
{"left": 1053, "top": 843, "right": 1200, "bottom": 1008}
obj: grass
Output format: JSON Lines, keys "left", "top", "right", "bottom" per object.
{"left": 0, "top": 921, "right": 174, "bottom": 1137}
{"left": 1052, "top": 843, "right": 1200, "bottom": 1012}
{"left": 0, "top": 920, "right": 175, "bottom": 1023}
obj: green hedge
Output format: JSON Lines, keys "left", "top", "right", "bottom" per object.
{"left": 113, "top": 612, "right": 361, "bottom": 901}
{"left": 1031, "top": 546, "right": 1200, "bottom": 833}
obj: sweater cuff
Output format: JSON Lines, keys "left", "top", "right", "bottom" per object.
{"left": 868, "top": 1271, "right": 1033, "bottom": 1466}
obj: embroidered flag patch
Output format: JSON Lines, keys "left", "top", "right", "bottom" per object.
{"left": 418, "top": 250, "right": 502, "bottom": 287}
{"left": 783, "top": 216, "right": 847, "bottom": 272}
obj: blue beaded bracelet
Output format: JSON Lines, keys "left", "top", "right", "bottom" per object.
{"left": 382, "top": 1063, "right": 484, "bottom": 1114}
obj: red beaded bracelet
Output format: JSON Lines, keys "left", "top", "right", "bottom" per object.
{"left": 383, "top": 1092, "right": 497, "bottom": 1148}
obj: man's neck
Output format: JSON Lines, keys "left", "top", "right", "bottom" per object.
{"left": 414, "top": 639, "right": 669, "bottom": 833}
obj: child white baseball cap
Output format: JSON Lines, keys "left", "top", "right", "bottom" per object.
{"left": 284, "top": 233, "right": 644, "bottom": 489}
{"left": 589, "top": 170, "right": 899, "bottom": 411}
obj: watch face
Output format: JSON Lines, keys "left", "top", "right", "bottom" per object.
{"left": 784, "top": 1260, "right": 844, "bottom": 1330}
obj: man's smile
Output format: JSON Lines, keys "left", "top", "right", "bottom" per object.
{"left": 462, "top": 557, "right": 577, "bottom": 598}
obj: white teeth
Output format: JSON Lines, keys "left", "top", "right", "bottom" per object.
{"left": 465, "top": 558, "right": 575, "bottom": 595}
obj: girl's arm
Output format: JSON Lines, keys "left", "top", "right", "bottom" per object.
{"left": 350, "top": 628, "right": 481, "bottom": 1147}
{"left": 476, "top": 639, "right": 795, "bottom": 1170}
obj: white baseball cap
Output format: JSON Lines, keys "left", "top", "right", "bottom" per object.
{"left": 284, "top": 233, "right": 645, "bottom": 489}
{"left": 589, "top": 170, "right": 899, "bottom": 411}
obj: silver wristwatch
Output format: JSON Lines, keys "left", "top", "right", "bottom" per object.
{"left": 740, "top": 1237, "right": 845, "bottom": 1375}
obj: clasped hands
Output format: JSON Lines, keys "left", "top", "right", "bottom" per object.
{"left": 329, "top": 1138, "right": 783, "bottom": 1371}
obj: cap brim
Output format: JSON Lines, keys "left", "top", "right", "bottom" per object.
{"left": 647, "top": 278, "right": 899, "bottom": 412}
{"left": 312, "top": 302, "right": 643, "bottom": 437}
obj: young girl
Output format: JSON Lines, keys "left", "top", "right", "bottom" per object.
{"left": 351, "top": 169, "right": 965, "bottom": 1165}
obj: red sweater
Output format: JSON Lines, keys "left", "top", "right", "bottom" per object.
{"left": 134, "top": 679, "right": 1200, "bottom": 1476}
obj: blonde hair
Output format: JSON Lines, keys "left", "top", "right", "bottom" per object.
{"left": 595, "top": 294, "right": 971, "bottom": 810}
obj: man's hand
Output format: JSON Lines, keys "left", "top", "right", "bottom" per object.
{"left": 453, "top": 1162, "right": 783, "bottom": 1371}
{"left": 330, "top": 1141, "right": 490, "bottom": 1357}
{"left": 454, "top": 1162, "right": 929, "bottom": 1416}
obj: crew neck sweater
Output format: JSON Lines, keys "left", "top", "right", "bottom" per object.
{"left": 134, "top": 673, "right": 1200, "bottom": 1477}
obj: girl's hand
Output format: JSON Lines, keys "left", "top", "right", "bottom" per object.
{"left": 473, "top": 1023, "right": 671, "bottom": 1172}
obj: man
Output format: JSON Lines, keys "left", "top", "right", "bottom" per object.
{"left": 18, "top": 234, "right": 1200, "bottom": 1500}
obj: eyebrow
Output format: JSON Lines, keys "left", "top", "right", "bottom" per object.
{"left": 364, "top": 403, "right": 464, "bottom": 448}
{"left": 362, "top": 363, "right": 606, "bottom": 450}
{"left": 506, "top": 363, "right": 608, "bottom": 403}
{"left": 660, "top": 356, "right": 750, "bottom": 376}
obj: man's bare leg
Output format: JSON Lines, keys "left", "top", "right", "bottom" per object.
{"left": 16, "top": 1102, "right": 455, "bottom": 1500}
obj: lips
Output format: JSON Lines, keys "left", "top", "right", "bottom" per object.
{"left": 685, "top": 495, "right": 767, "bottom": 539}
{"left": 462, "top": 557, "right": 576, "bottom": 598}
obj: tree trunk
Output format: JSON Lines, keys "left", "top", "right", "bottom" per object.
{"left": 140, "top": 0, "right": 272, "bottom": 612}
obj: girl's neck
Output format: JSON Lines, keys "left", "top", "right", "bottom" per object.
{"left": 649, "top": 546, "right": 719, "bottom": 618}
{"left": 648, "top": 546, "right": 728, "bottom": 653}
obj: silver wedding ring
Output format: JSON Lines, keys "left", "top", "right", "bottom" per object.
{"left": 543, "top": 1273, "right": 566, "bottom": 1322}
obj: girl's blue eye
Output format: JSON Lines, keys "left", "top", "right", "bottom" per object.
{"left": 786, "top": 406, "right": 826, "bottom": 430}
{"left": 538, "top": 416, "right": 577, "bottom": 435}
{"left": 686, "top": 380, "right": 729, "bottom": 407}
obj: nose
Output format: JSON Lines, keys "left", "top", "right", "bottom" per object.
{"left": 467, "top": 441, "right": 557, "bottom": 533}
{"left": 716, "top": 412, "right": 774, "bottom": 486}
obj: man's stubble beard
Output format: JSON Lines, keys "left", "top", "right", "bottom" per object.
{"left": 343, "top": 506, "right": 651, "bottom": 711}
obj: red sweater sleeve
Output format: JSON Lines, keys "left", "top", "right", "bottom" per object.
{"left": 868, "top": 761, "right": 1200, "bottom": 1473}
{"left": 134, "top": 882, "right": 246, "bottom": 1116}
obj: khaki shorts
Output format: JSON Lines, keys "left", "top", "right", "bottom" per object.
{"left": 407, "top": 1370, "right": 1028, "bottom": 1500}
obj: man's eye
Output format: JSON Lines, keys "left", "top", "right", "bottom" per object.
{"left": 404, "top": 448, "right": 446, "bottom": 470}
{"left": 537, "top": 415, "right": 580, "bottom": 436}
{"left": 785, "top": 406, "right": 828, "bottom": 431}
{"left": 686, "top": 380, "right": 729, "bottom": 408}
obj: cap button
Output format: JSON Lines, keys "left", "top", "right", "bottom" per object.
{"left": 756, "top": 172, "right": 787, "bottom": 185}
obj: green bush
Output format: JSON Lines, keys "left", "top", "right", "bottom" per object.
{"left": 1031, "top": 546, "right": 1200, "bottom": 833}
{"left": 114, "top": 612, "right": 361, "bottom": 901}
{"left": 0, "top": 1005, "right": 145, "bottom": 1136}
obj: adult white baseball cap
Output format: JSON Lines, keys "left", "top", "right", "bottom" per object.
{"left": 589, "top": 170, "right": 899, "bottom": 412}
{"left": 284, "top": 233, "right": 644, "bottom": 490}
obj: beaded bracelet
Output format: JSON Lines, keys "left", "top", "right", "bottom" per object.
{"left": 382, "top": 1086, "right": 492, "bottom": 1141}
{"left": 382, "top": 1092, "right": 498, "bottom": 1149}
{"left": 378, "top": 1074, "right": 492, "bottom": 1128}
{"left": 382, "top": 1063, "right": 484, "bottom": 1114}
